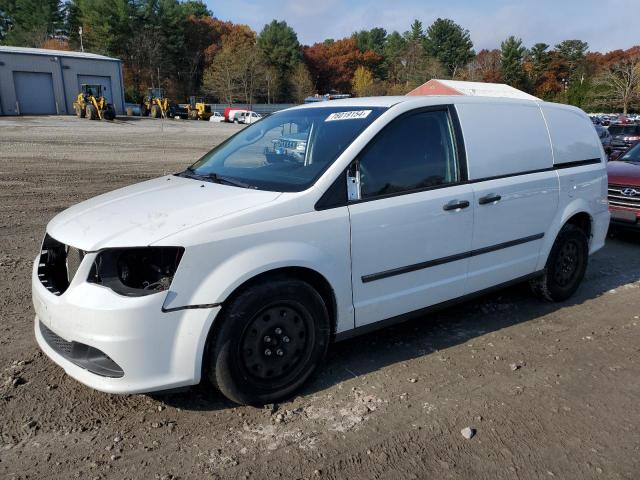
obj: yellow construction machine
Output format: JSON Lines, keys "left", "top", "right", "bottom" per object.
{"left": 140, "top": 88, "right": 187, "bottom": 119}
{"left": 186, "top": 96, "right": 213, "bottom": 120}
{"left": 73, "top": 84, "right": 116, "bottom": 120}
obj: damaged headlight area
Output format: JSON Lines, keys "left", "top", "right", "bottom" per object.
{"left": 88, "top": 247, "right": 184, "bottom": 297}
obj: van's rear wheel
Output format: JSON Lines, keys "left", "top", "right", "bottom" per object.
{"left": 530, "top": 224, "right": 588, "bottom": 301}
{"left": 206, "top": 279, "right": 330, "bottom": 405}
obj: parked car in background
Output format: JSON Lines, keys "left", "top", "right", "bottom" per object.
{"left": 607, "top": 142, "right": 640, "bottom": 229}
{"left": 608, "top": 124, "right": 640, "bottom": 156}
{"left": 595, "top": 124, "right": 612, "bottom": 154}
{"left": 615, "top": 115, "right": 632, "bottom": 124}
{"left": 32, "top": 96, "right": 608, "bottom": 405}
{"left": 240, "top": 111, "right": 262, "bottom": 124}
{"left": 223, "top": 107, "right": 250, "bottom": 123}
{"left": 209, "top": 112, "right": 225, "bottom": 122}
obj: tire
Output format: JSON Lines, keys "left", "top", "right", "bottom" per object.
{"left": 103, "top": 107, "right": 115, "bottom": 121}
{"left": 140, "top": 105, "right": 149, "bottom": 117}
{"left": 206, "top": 278, "right": 330, "bottom": 405}
{"left": 126, "top": 107, "right": 134, "bottom": 117}
{"left": 85, "top": 105, "right": 96, "bottom": 120}
{"left": 151, "top": 105, "right": 161, "bottom": 118}
{"left": 530, "top": 224, "right": 589, "bottom": 301}
{"left": 75, "top": 104, "right": 84, "bottom": 118}
{"left": 188, "top": 110, "right": 198, "bottom": 120}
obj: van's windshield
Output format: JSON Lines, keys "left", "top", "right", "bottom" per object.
{"left": 185, "top": 107, "right": 386, "bottom": 192}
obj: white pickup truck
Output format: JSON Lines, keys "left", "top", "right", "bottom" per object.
{"left": 33, "top": 95, "right": 609, "bottom": 405}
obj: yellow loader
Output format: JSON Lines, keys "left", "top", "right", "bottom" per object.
{"left": 73, "top": 84, "right": 116, "bottom": 120}
{"left": 140, "top": 88, "right": 186, "bottom": 119}
{"left": 186, "top": 96, "right": 213, "bottom": 120}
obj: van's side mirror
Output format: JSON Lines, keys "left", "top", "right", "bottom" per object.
{"left": 347, "top": 161, "right": 361, "bottom": 201}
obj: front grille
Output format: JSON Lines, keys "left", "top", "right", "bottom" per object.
{"left": 38, "top": 234, "right": 84, "bottom": 296}
{"left": 608, "top": 184, "right": 640, "bottom": 209}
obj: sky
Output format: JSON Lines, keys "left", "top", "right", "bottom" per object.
{"left": 205, "top": 0, "right": 640, "bottom": 53}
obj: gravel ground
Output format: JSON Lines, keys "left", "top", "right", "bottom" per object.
{"left": 1, "top": 116, "right": 639, "bottom": 480}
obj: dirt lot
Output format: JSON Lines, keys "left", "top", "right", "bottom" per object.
{"left": 1, "top": 115, "right": 639, "bottom": 480}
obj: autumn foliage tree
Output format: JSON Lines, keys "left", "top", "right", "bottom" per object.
{"left": 591, "top": 57, "right": 640, "bottom": 114}
{"left": 303, "top": 38, "right": 383, "bottom": 94}
{"left": 352, "top": 66, "right": 375, "bottom": 97}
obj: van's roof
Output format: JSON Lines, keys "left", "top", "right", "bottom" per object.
{"left": 289, "top": 95, "right": 582, "bottom": 114}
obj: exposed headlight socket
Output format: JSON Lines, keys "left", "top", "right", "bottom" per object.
{"left": 88, "top": 247, "right": 184, "bottom": 297}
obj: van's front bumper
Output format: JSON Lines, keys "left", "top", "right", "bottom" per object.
{"left": 32, "top": 256, "right": 220, "bottom": 394}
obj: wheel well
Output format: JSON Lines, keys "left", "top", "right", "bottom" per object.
{"left": 222, "top": 267, "right": 338, "bottom": 337}
{"left": 565, "top": 212, "right": 592, "bottom": 240}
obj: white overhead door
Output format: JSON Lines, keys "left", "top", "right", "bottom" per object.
{"left": 13, "top": 71, "right": 57, "bottom": 115}
{"left": 77, "top": 75, "right": 113, "bottom": 103}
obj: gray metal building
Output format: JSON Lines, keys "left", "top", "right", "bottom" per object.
{"left": 0, "top": 46, "right": 125, "bottom": 116}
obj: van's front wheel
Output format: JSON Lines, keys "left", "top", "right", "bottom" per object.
{"left": 531, "top": 224, "right": 589, "bottom": 301}
{"left": 207, "top": 279, "right": 330, "bottom": 405}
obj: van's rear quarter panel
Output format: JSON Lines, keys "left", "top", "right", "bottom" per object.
{"left": 455, "top": 102, "right": 553, "bottom": 179}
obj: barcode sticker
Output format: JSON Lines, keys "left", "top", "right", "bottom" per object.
{"left": 325, "top": 110, "right": 372, "bottom": 122}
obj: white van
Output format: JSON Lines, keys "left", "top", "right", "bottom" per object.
{"left": 33, "top": 96, "right": 609, "bottom": 405}
{"left": 239, "top": 111, "right": 262, "bottom": 124}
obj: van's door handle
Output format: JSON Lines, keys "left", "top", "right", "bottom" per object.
{"left": 478, "top": 194, "right": 502, "bottom": 205}
{"left": 443, "top": 200, "right": 470, "bottom": 211}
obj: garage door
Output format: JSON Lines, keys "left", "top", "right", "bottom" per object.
{"left": 77, "top": 75, "right": 113, "bottom": 103}
{"left": 13, "top": 71, "right": 57, "bottom": 115}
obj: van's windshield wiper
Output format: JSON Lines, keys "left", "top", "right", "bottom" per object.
{"left": 181, "top": 168, "right": 257, "bottom": 189}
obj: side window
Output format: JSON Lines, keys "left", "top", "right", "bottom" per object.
{"left": 358, "top": 110, "right": 459, "bottom": 199}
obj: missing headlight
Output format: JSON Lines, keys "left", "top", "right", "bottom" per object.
{"left": 88, "top": 247, "right": 184, "bottom": 297}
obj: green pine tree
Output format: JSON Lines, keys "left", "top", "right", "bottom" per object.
{"left": 1, "top": 0, "right": 64, "bottom": 46}
{"left": 423, "top": 18, "right": 475, "bottom": 78}
{"left": 500, "top": 35, "right": 528, "bottom": 90}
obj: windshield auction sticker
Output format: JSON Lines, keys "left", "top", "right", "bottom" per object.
{"left": 325, "top": 110, "right": 372, "bottom": 122}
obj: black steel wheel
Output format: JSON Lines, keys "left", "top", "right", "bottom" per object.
{"left": 206, "top": 278, "right": 330, "bottom": 405}
{"left": 530, "top": 224, "right": 589, "bottom": 301}
{"left": 239, "top": 302, "right": 313, "bottom": 386}
{"left": 553, "top": 240, "right": 579, "bottom": 287}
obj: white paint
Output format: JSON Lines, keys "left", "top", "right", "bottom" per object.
{"left": 33, "top": 95, "right": 609, "bottom": 394}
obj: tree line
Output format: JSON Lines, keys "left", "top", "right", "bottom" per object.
{"left": 2, "top": 0, "right": 640, "bottom": 112}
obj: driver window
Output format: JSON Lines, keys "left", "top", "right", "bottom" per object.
{"left": 358, "top": 110, "right": 459, "bottom": 199}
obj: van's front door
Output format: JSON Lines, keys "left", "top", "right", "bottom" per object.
{"left": 348, "top": 109, "right": 474, "bottom": 327}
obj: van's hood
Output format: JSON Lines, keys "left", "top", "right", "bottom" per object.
{"left": 47, "top": 175, "right": 281, "bottom": 251}
{"left": 608, "top": 160, "right": 640, "bottom": 187}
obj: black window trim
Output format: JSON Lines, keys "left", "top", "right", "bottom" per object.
{"left": 352, "top": 105, "right": 467, "bottom": 204}
{"left": 315, "top": 105, "right": 468, "bottom": 210}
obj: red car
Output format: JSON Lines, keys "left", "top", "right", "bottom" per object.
{"left": 608, "top": 142, "right": 640, "bottom": 228}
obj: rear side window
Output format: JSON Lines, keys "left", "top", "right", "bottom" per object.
{"left": 358, "top": 110, "right": 459, "bottom": 199}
